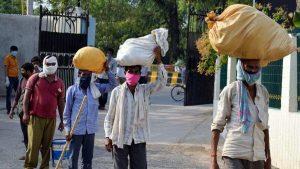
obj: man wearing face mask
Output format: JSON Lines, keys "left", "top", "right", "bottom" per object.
{"left": 4, "top": 45, "right": 19, "bottom": 114}
{"left": 63, "top": 62, "right": 117, "bottom": 169}
{"left": 31, "top": 56, "right": 43, "bottom": 73}
{"left": 104, "top": 46, "right": 167, "bottom": 169}
{"left": 8, "top": 63, "right": 34, "bottom": 160}
{"left": 210, "top": 59, "right": 271, "bottom": 169}
{"left": 22, "top": 56, "right": 65, "bottom": 169}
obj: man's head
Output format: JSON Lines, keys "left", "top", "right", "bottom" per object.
{"left": 237, "top": 59, "right": 261, "bottom": 86}
{"left": 43, "top": 55, "right": 58, "bottom": 75}
{"left": 10, "top": 46, "right": 18, "bottom": 57}
{"left": 78, "top": 70, "right": 92, "bottom": 90}
{"left": 21, "top": 63, "right": 34, "bottom": 79}
{"left": 240, "top": 59, "right": 261, "bottom": 74}
{"left": 31, "top": 56, "right": 42, "bottom": 67}
{"left": 124, "top": 65, "right": 142, "bottom": 86}
{"left": 106, "top": 48, "right": 114, "bottom": 58}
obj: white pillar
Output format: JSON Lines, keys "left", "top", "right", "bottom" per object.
{"left": 281, "top": 34, "right": 298, "bottom": 112}
{"left": 227, "top": 57, "right": 237, "bottom": 85}
{"left": 26, "top": 0, "right": 33, "bottom": 15}
{"left": 213, "top": 58, "right": 221, "bottom": 117}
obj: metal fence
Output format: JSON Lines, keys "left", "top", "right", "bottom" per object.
{"left": 38, "top": 5, "right": 88, "bottom": 90}
{"left": 57, "top": 67, "right": 74, "bottom": 90}
{"left": 261, "top": 59, "right": 283, "bottom": 108}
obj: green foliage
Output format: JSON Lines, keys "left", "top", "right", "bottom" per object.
{"left": 0, "top": 0, "right": 23, "bottom": 14}
{"left": 90, "top": 0, "right": 166, "bottom": 53}
{"left": 196, "top": 31, "right": 228, "bottom": 75}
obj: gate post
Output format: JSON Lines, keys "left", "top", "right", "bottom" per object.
{"left": 281, "top": 34, "right": 298, "bottom": 112}
{"left": 227, "top": 57, "right": 237, "bottom": 85}
{"left": 213, "top": 58, "right": 221, "bottom": 117}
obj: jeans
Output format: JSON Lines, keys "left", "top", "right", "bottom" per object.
{"left": 113, "top": 141, "right": 147, "bottom": 169}
{"left": 6, "top": 77, "right": 18, "bottom": 112}
{"left": 68, "top": 133, "right": 95, "bottom": 169}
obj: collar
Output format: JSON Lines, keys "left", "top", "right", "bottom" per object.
{"left": 124, "top": 83, "right": 140, "bottom": 92}
{"left": 42, "top": 75, "right": 58, "bottom": 81}
{"left": 9, "top": 54, "right": 16, "bottom": 58}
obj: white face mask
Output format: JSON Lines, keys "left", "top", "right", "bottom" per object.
{"left": 43, "top": 56, "right": 58, "bottom": 75}
{"left": 44, "top": 65, "right": 57, "bottom": 75}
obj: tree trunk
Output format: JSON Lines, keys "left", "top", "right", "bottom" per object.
{"left": 153, "top": 0, "right": 180, "bottom": 64}
{"left": 167, "top": 1, "right": 180, "bottom": 63}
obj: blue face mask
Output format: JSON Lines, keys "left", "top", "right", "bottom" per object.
{"left": 79, "top": 76, "right": 91, "bottom": 90}
{"left": 236, "top": 60, "right": 261, "bottom": 86}
{"left": 11, "top": 51, "right": 17, "bottom": 57}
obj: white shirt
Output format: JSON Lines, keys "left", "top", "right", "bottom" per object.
{"left": 104, "top": 64, "right": 167, "bottom": 147}
{"left": 211, "top": 81, "right": 269, "bottom": 161}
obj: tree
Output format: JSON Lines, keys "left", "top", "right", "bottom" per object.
{"left": 0, "top": 0, "right": 24, "bottom": 14}
{"left": 152, "top": 0, "right": 180, "bottom": 63}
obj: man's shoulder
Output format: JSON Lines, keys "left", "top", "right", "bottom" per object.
{"left": 28, "top": 73, "right": 39, "bottom": 82}
{"left": 221, "top": 81, "right": 238, "bottom": 93}
{"left": 111, "top": 85, "right": 123, "bottom": 96}
{"left": 56, "top": 77, "right": 65, "bottom": 85}
{"left": 256, "top": 83, "right": 269, "bottom": 98}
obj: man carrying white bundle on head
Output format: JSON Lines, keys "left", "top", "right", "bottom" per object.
{"left": 104, "top": 47, "right": 167, "bottom": 169}
{"left": 104, "top": 28, "right": 169, "bottom": 169}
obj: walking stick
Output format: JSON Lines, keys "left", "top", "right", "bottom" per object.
{"left": 55, "top": 95, "right": 87, "bottom": 169}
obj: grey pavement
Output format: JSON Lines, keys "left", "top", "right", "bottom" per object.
{"left": 0, "top": 87, "right": 224, "bottom": 169}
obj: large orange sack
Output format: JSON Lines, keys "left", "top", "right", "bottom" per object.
{"left": 206, "top": 4, "right": 296, "bottom": 66}
{"left": 73, "top": 47, "right": 106, "bottom": 73}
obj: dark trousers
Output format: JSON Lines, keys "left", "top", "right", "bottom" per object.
{"left": 113, "top": 141, "right": 147, "bottom": 169}
{"left": 97, "top": 78, "right": 109, "bottom": 108}
{"left": 223, "top": 156, "right": 264, "bottom": 169}
{"left": 6, "top": 77, "right": 18, "bottom": 112}
{"left": 69, "top": 133, "right": 95, "bottom": 169}
{"left": 99, "top": 93, "right": 108, "bottom": 108}
{"left": 19, "top": 114, "right": 28, "bottom": 148}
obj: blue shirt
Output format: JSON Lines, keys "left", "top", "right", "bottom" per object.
{"left": 63, "top": 72, "right": 117, "bottom": 135}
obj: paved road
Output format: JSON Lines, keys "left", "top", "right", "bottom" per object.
{"left": 0, "top": 87, "right": 223, "bottom": 169}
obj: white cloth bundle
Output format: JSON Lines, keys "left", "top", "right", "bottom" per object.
{"left": 116, "top": 28, "right": 169, "bottom": 66}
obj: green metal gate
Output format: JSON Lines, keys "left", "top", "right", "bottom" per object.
{"left": 261, "top": 60, "right": 283, "bottom": 108}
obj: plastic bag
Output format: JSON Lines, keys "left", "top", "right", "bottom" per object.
{"left": 116, "top": 28, "right": 169, "bottom": 66}
{"left": 73, "top": 46, "right": 106, "bottom": 73}
{"left": 206, "top": 4, "right": 296, "bottom": 66}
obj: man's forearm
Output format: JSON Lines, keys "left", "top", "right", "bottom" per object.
{"left": 23, "top": 99, "right": 29, "bottom": 116}
{"left": 58, "top": 98, "right": 65, "bottom": 122}
{"left": 211, "top": 130, "right": 220, "bottom": 156}
{"left": 264, "top": 129, "right": 270, "bottom": 158}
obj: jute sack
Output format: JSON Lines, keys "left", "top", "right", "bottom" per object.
{"left": 206, "top": 4, "right": 296, "bottom": 66}
{"left": 73, "top": 47, "right": 106, "bottom": 73}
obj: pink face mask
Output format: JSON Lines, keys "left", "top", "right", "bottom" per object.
{"left": 125, "top": 72, "right": 141, "bottom": 86}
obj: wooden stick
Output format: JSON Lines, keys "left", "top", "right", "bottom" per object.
{"left": 55, "top": 95, "right": 87, "bottom": 169}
